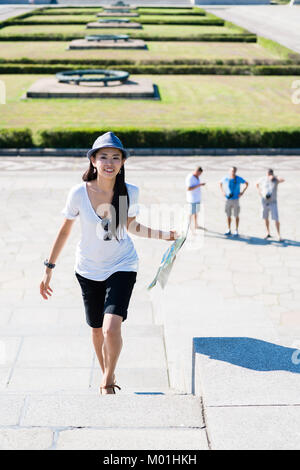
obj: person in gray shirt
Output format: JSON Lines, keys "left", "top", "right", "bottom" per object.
{"left": 256, "top": 168, "right": 285, "bottom": 241}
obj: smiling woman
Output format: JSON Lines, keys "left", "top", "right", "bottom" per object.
{"left": 84, "top": 133, "right": 130, "bottom": 241}
{"left": 39, "top": 131, "right": 179, "bottom": 396}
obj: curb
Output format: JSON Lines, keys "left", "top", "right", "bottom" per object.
{"left": 1, "top": 148, "right": 300, "bottom": 157}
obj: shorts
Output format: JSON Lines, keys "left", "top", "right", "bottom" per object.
{"left": 75, "top": 270, "right": 137, "bottom": 328}
{"left": 189, "top": 202, "right": 200, "bottom": 215}
{"left": 225, "top": 199, "right": 240, "bottom": 217}
{"left": 262, "top": 200, "right": 279, "bottom": 221}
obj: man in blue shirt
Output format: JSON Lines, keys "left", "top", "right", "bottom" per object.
{"left": 219, "top": 166, "right": 249, "bottom": 236}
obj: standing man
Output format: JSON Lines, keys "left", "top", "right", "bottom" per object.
{"left": 220, "top": 166, "right": 248, "bottom": 236}
{"left": 256, "top": 168, "right": 284, "bottom": 241}
{"left": 185, "top": 166, "right": 206, "bottom": 230}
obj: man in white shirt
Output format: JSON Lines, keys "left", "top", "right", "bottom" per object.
{"left": 185, "top": 166, "right": 206, "bottom": 230}
{"left": 256, "top": 168, "right": 285, "bottom": 241}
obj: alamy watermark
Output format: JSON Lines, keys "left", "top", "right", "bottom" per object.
{"left": 291, "top": 80, "right": 300, "bottom": 105}
{"left": 93, "top": 198, "right": 205, "bottom": 248}
{"left": 0, "top": 341, "right": 6, "bottom": 365}
{"left": 0, "top": 80, "right": 6, "bottom": 104}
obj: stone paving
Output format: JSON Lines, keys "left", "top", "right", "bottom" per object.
{"left": 0, "top": 5, "right": 41, "bottom": 23}
{"left": 203, "top": 5, "right": 300, "bottom": 55}
{"left": 68, "top": 39, "right": 147, "bottom": 50}
{"left": 0, "top": 155, "right": 299, "bottom": 449}
{"left": 25, "top": 77, "right": 156, "bottom": 99}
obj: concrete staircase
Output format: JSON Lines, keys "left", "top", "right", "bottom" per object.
{"left": 0, "top": 269, "right": 207, "bottom": 449}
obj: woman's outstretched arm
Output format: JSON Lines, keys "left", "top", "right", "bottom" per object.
{"left": 127, "top": 217, "right": 179, "bottom": 241}
{"left": 40, "top": 218, "right": 76, "bottom": 300}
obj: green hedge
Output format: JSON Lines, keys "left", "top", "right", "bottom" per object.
{"left": 1, "top": 127, "right": 300, "bottom": 148}
{"left": 11, "top": 18, "right": 224, "bottom": 26}
{"left": 37, "top": 127, "right": 300, "bottom": 148}
{"left": 1, "top": 63, "right": 299, "bottom": 75}
{"left": 0, "top": 58, "right": 294, "bottom": 66}
{"left": 32, "top": 8, "right": 206, "bottom": 16}
{"left": 0, "top": 129, "right": 33, "bottom": 148}
{"left": 0, "top": 33, "right": 256, "bottom": 42}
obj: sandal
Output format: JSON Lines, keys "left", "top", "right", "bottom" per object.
{"left": 100, "top": 384, "right": 121, "bottom": 395}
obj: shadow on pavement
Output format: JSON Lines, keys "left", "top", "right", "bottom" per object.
{"left": 193, "top": 337, "right": 300, "bottom": 374}
{"left": 204, "top": 230, "right": 300, "bottom": 247}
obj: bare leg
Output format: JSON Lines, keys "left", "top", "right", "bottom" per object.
{"left": 192, "top": 213, "right": 197, "bottom": 229}
{"left": 275, "top": 220, "right": 281, "bottom": 240}
{"left": 101, "top": 314, "right": 123, "bottom": 394}
{"left": 264, "top": 218, "right": 270, "bottom": 236}
{"left": 235, "top": 216, "right": 239, "bottom": 231}
{"left": 188, "top": 214, "right": 194, "bottom": 233}
{"left": 227, "top": 216, "right": 231, "bottom": 231}
{"left": 92, "top": 327, "right": 105, "bottom": 374}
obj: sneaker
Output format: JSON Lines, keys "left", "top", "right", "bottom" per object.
{"left": 233, "top": 230, "right": 239, "bottom": 237}
{"left": 264, "top": 234, "right": 271, "bottom": 240}
{"left": 224, "top": 230, "right": 231, "bottom": 236}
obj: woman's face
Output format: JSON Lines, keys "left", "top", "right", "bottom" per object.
{"left": 92, "top": 147, "right": 124, "bottom": 179}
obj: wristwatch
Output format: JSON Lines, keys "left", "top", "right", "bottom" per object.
{"left": 44, "top": 259, "right": 56, "bottom": 269}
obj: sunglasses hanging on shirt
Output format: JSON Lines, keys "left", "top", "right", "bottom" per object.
{"left": 100, "top": 217, "right": 113, "bottom": 241}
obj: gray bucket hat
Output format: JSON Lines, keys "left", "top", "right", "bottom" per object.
{"left": 87, "top": 131, "right": 128, "bottom": 160}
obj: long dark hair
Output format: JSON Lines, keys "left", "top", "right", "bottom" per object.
{"left": 82, "top": 157, "right": 129, "bottom": 242}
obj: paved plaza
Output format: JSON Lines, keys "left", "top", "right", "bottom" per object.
{"left": 0, "top": 5, "right": 41, "bottom": 22}
{"left": 204, "top": 4, "right": 300, "bottom": 54}
{"left": 0, "top": 154, "right": 299, "bottom": 450}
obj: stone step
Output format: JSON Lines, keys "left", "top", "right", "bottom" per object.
{"left": 0, "top": 321, "right": 162, "bottom": 337}
{"left": 4, "top": 367, "right": 170, "bottom": 394}
{"left": 2, "top": 333, "right": 167, "bottom": 369}
{"left": 91, "top": 367, "right": 170, "bottom": 393}
{"left": 0, "top": 391, "right": 208, "bottom": 450}
{"left": 1, "top": 392, "right": 204, "bottom": 428}
{"left": 0, "top": 392, "right": 208, "bottom": 450}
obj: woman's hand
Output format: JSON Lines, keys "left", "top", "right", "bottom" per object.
{"left": 165, "top": 230, "right": 180, "bottom": 241}
{"left": 40, "top": 271, "right": 53, "bottom": 300}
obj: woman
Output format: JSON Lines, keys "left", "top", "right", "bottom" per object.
{"left": 40, "top": 132, "right": 178, "bottom": 395}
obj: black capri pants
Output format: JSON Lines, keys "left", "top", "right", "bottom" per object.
{"left": 75, "top": 270, "right": 137, "bottom": 328}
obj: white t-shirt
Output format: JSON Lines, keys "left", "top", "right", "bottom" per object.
{"left": 256, "top": 176, "right": 278, "bottom": 203}
{"left": 61, "top": 181, "right": 139, "bottom": 281}
{"left": 185, "top": 173, "right": 201, "bottom": 203}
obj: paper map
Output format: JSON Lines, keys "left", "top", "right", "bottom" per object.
{"left": 147, "top": 222, "right": 190, "bottom": 290}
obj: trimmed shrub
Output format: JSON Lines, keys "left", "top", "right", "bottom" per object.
{"left": 0, "top": 63, "right": 299, "bottom": 75}
{"left": 0, "top": 58, "right": 295, "bottom": 66}
{"left": 0, "top": 34, "right": 257, "bottom": 42}
{"left": 37, "top": 127, "right": 300, "bottom": 149}
{"left": 0, "top": 128, "right": 33, "bottom": 148}
{"left": 11, "top": 18, "right": 224, "bottom": 26}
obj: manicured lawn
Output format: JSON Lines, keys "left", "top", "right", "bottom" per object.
{"left": 0, "top": 41, "right": 281, "bottom": 63}
{"left": 138, "top": 8, "right": 203, "bottom": 14}
{"left": 21, "top": 15, "right": 98, "bottom": 23}
{"left": 0, "top": 24, "right": 242, "bottom": 39}
{"left": 1, "top": 75, "right": 299, "bottom": 137}
{"left": 40, "top": 8, "right": 103, "bottom": 15}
